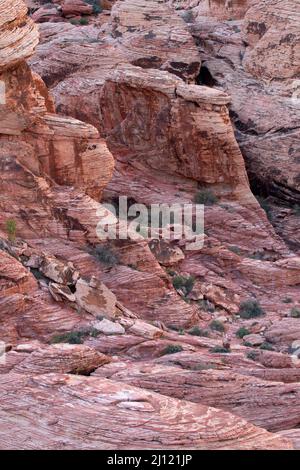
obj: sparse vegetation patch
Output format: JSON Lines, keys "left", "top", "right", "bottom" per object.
{"left": 188, "top": 326, "right": 209, "bottom": 337}
{"left": 210, "top": 346, "right": 230, "bottom": 353}
{"left": 238, "top": 299, "right": 265, "bottom": 319}
{"left": 236, "top": 327, "right": 250, "bottom": 338}
{"left": 210, "top": 320, "right": 225, "bottom": 333}
{"left": 194, "top": 189, "right": 218, "bottom": 206}
{"left": 5, "top": 218, "right": 17, "bottom": 242}
{"left": 161, "top": 344, "right": 183, "bottom": 355}
{"left": 290, "top": 307, "right": 300, "bottom": 318}
{"left": 50, "top": 327, "right": 100, "bottom": 345}
{"left": 172, "top": 275, "right": 195, "bottom": 296}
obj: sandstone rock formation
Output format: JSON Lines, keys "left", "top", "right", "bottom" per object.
{"left": 0, "top": 0, "right": 299, "bottom": 450}
{"left": 0, "top": 372, "right": 292, "bottom": 449}
{"left": 171, "top": 0, "right": 252, "bottom": 20}
{"left": 178, "top": 0, "right": 300, "bottom": 249}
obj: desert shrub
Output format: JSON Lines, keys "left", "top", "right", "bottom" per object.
{"left": 292, "top": 204, "right": 300, "bottom": 216}
{"left": 260, "top": 342, "right": 274, "bottom": 351}
{"left": 161, "top": 344, "right": 183, "bottom": 355}
{"left": 93, "top": 245, "right": 119, "bottom": 266}
{"left": 79, "top": 17, "right": 89, "bottom": 25}
{"left": 172, "top": 275, "right": 195, "bottom": 295}
{"left": 84, "top": 0, "right": 102, "bottom": 14}
{"left": 194, "top": 189, "right": 218, "bottom": 206}
{"left": 248, "top": 251, "right": 265, "bottom": 260}
{"left": 51, "top": 331, "right": 85, "bottom": 344}
{"left": 236, "top": 327, "right": 250, "bottom": 339}
{"left": 290, "top": 307, "right": 300, "bottom": 318}
{"left": 166, "top": 268, "right": 176, "bottom": 277}
{"left": 5, "top": 218, "right": 17, "bottom": 242}
{"left": 210, "top": 320, "right": 225, "bottom": 333}
{"left": 50, "top": 327, "right": 100, "bottom": 344}
{"left": 210, "top": 346, "right": 230, "bottom": 353}
{"left": 282, "top": 297, "right": 293, "bottom": 304}
{"left": 188, "top": 326, "right": 209, "bottom": 337}
{"left": 181, "top": 10, "right": 194, "bottom": 23}
{"left": 198, "top": 299, "right": 215, "bottom": 313}
{"left": 247, "top": 350, "right": 259, "bottom": 361}
{"left": 169, "top": 324, "right": 181, "bottom": 332}
{"left": 238, "top": 299, "right": 265, "bottom": 319}
{"left": 228, "top": 245, "right": 242, "bottom": 255}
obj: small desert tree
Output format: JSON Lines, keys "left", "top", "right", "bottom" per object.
{"left": 6, "top": 218, "right": 17, "bottom": 242}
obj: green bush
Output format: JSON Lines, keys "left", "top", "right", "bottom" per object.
{"left": 210, "top": 320, "right": 225, "bottom": 333}
{"left": 5, "top": 218, "right": 17, "bottom": 242}
{"left": 236, "top": 327, "right": 250, "bottom": 339}
{"left": 51, "top": 331, "right": 85, "bottom": 344}
{"left": 292, "top": 204, "right": 300, "bottom": 216}
{"left": 247, "top": 350, "right": 259, "bottom": 361}
{"left": 188, "top": 326, "right": 209, "bottom": 337}
{"left": 50, "top": 327, "right": 100, "bottom": 344}
{"left": 290, "top": 307, "right": 300, "bottom": 318}
{"left": 181, "top": 10, "right": 194, "bottom": 23}
{"left": 94, "top": 245, "right": 119, "bottom": 267}
{"left": 228, "top": 245, "right": 242, "bottom": 255}
{"left": 238, "top": 299, "right": 265, "bottom": 319}
{"left": 260, "top": 342, "right": 274, "bottom": 351}
{"left": 79, "top": 17, "right": 89, "bottom": 25}
{"left": 162, "top": 344, "right": 183, "bottom": 355}
{"left": 248, "top": 251, "right": 265, "bottom": 260}
{"left": 172, "top": 275, "right": 195, "bottom": 295}
{"left": 210, "top": 346, "right": 230, "bottom": 353}
{"left": 194, "top": 189, "right": 218, "bottom": 206}
{"left": 198, "top": 299, "right": 215, "bottom": 313}
{"left": 84, "top": 0, "right": 102, "bottom": 14}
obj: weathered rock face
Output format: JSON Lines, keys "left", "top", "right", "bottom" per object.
{"left": 29, "top": 0, "right": 200, "bottom": 125}
{"left": 94, "top": 359, "right": 300, "bottom": 431}
{"left": 0, "top": 62, "right": 114, "bottom": 200}
{"left": 29, "top": 0, "right": 113, "bottom": 23}
{"left": 1, "top": 1, "right": 116, "bottom": 203}
{"left": 186, "top": 0, "right": 300, "bottom": 216}
{"left": 100, "top": 64, "right": 251, "bottom": 204}
{"left": 171, "top": 0, "right": 251, "bottom": 20}
{"left": 0, "top": 372, "right": 292, "bottom": 449}
{"left": 242, "top": 0, "right": 300, "bottom": 81}
{"left": 0, "top": 0, "right": 39, "bottom": 70}
{"left": 0, "top": 0, "right": 299, "bottom": 450}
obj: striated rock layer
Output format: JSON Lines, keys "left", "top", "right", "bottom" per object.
{"left": 0, "top": 0, "right": 299, "bottom": 450}
{"left": 0, "top": 372, "right": 293, "bottom": 450}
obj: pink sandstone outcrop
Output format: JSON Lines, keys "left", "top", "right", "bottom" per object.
{"left": 94, "top": 359, "right": 300, "bottom": 431}
{"left": 0, "top": 372, "right": 293, "bottom": 449}
{"left": 182, "top": 0, "right": 300, "bottom": 232}
{"left": 171, "top": 0, "right": 251, "bottom": 20}
{"left": 242, "top": 0, "right": 300, "bottom": 81}
{"left": 0, "top": 0, "right": 299, "bottom": 450}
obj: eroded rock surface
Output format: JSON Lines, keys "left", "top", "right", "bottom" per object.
{"left": 0, "top": 372, "right": 293, "bottom": 449}
{"left": 0, "top": 0, "right": 299, "bottom": 450}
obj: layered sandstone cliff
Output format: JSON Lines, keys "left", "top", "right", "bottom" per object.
{"left": 0, "top": 0, "right": 299, "bottom": 450}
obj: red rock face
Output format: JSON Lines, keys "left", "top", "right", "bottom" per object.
{"left": 184, "top": 0, "right": 300, "bottom": 247}
{"left": 171, "top": 0, "right": 251, "bottom": 20}
{"left": 0, "top": 0, "right": 299, "bottom": 450}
